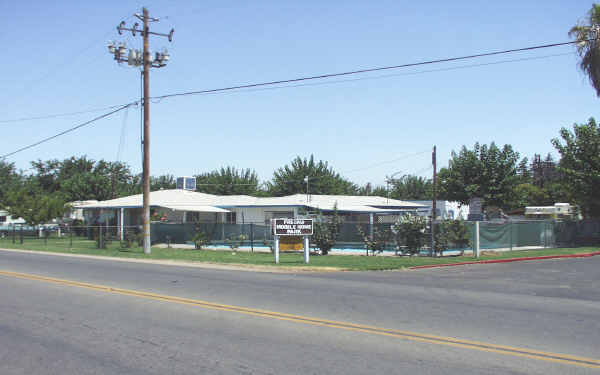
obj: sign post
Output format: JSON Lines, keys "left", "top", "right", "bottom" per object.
{"left": 272, "top": 218, "right": 313, "bottom": 264}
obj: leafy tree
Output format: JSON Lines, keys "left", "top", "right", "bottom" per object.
{"left": 0, "top": 160, "right": 22, "bottom": 208}
{"left": 4, "top": 179, "right": 67, "bottom": 226}
{"left": 267, "top": 155, "right": 358, "bottom": 196}
{"left": 552, "top": 117, "right": 600, "bottom": 218}
{"left": 388, "top": 175, "right": 433, "bottom": 200}
{"left": 570, "top": 4, "right": 600, "bottom": 96}
{"left": 195, "top": 167, "right": 260, "bottom": 195}
{"left": 437, "top": 142, "right": 521, "bottom": 210}
{"left": 311, "top": 204, "right": 341, "bottom": 255}
{"left": 151, "top": 174, "right": 176, "bottom": 191}
{"left": 30, "top": 156, "right": 136, "bottom": 201}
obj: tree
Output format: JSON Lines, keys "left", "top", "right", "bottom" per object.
{"left": 151, "top": 174, "right": 176, "bottom": 191}
{"left": 388, "top": 175, "right": 432, "bottom": 200}
{"left": 30, "top": 156, "right": 136, "bottom": 201}
{"left": 0, "top": 160, "right": 22, "bottom": 208}
{"left": 195, "top": 167, "right": 261, "bottom": 195}
{"left": 267, "top": 155, "right": 358, "bottom": 196}
{"left": 552, "top": 118, "right": 600, "bottom": 218}
{"left": 570, "top": 4, "right": 600, "bottom": 96}
{"left": 4, "top": 178, "right": 67, "bottom": 226}
{"left": 437, "top": 142, "right": 521, "bottom": 210}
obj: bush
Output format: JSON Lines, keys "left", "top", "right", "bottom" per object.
{"left": 357, "top": 225, "right": 392, "bottom": 256}
{"left": 225, "top": 233, "right": 247, "bottom": 250}
{"left": 192, "top": 231, "right": 211, "bottom": 250}
{"left": 311, "top": 205, "right": 341, "bottom": 255}
{"left": 434, "top": 219, "right": 471, "bottom": 255}
{"left": 392, "top": 215, "right": 427, "bottom": 255}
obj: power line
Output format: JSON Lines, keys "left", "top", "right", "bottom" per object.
{"left": 0, "top": 51, "right": 573, "bottom": 124}
{"left": 155, "top": 52, "right": 575, "bottom": 99}
{"left": 151, "top": 39, "right": 582, "bottom": 101}
{"left": 0, "top": 104, "right": 131, "bottom": 124}
{"left": 0, "top": 103, "right": 136, "bottom": 160}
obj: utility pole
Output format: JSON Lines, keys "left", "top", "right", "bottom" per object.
{"left": 108, "top": 8, "right": 173, "bottom": 254}
{"left": 431, "top": 145, "right": 437, "bottom": 256}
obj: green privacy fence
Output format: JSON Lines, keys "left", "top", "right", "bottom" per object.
{"left": 148, "top": 219, "right": 598, "bottom": 252}
{"left": 1, "top": 220, "right": 597, "bottom": 253}
{"left": 476, "top": 221, "right": 556, "bottom": 250}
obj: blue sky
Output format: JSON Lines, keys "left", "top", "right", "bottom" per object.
{"left": 2, "top": 1, "right": 599, "bottom": 188}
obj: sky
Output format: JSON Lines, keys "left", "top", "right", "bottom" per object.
{"left": 2, "top": 1, "right": 599, "bottom": 188}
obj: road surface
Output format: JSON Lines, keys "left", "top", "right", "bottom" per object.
{"left": 1, "top": 249, "right": 599, "bottom": 374}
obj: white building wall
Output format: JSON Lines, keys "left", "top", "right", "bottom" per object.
{"left": 229, "top": 207, "right": 298, "bottom": 224}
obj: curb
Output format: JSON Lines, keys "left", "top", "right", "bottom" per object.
{"left": 409, "top": 251, "right": 600, "bottom": 269}
{"left": 0, "top": 248, "right": 343, "bottom": 273}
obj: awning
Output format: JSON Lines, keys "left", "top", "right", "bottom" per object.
{"left": 307, "top": 204, "right": 416, "bottom": 213}
{"left": 158, "top": 204, "right": 230, "bottom": 213}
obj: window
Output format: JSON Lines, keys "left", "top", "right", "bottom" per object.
{"left": 264, "top": 211, "right": 294, "bottom": 225}
{"left": 226, "top": 212, "right": 237, "bottom": 224}
{"left": 0, "top": 216, "right": 6, "bottom": 223}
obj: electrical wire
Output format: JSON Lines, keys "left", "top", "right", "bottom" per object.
{"left": 0, "top": 103, "right": 137, "bottom": 160}
{"left": 154, "top": 52, "right": 576, "bottom": 99}
{"left": 0, "top": 104, "right": 134, "bottom": 124}
{"left": 150, "top": 40, "right": 582, "bottom": 101}
{"left": 116, "top": 105, "right": 130, "bottom": 162}
{"left": 0, "top": 51, "right": 573, "bottom": 124}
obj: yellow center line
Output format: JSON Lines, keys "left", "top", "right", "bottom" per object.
{"left": 1, "top": 270, "right": 599, "bottom": 369}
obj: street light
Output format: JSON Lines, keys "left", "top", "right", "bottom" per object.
{"left": 385, "top": 171, "right": 403, "bottom": 205}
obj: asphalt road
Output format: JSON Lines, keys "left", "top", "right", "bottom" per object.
{"left": 1, "top": 249, "right": 599, "bottom": 374}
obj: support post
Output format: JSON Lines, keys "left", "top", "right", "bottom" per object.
{"left": 120, "top": 208, "right": 124, "bottom": 241}
{"left": 474, "top": 221, "right": 480, "bottom": 258}
{"left": 431, "top": 145, "right": 437, "bottom": 257}
{"left": 303, "top": 236, "right": 310, "bottom": 264}
{"left": 141, "top": 7, "right": 152, "bottom": 254}
{"left": 369, "top": 213, "right": 374, "bottom": 239}
{"left": 250, "top": 223, "right": 254, "bottom": 253}
{"left": 274, "top": 235, "right": 280, "bottom": 264}
{"left": 12, "top": 224, "right": 15, "bottom": 244}
{"left": 509, "top": 221, "right": 513, "bottom": 251}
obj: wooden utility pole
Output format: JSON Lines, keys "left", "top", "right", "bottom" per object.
{"left": 141, "top": 8, "right": 151, "bottom": 254}
{"left": 108, "top": 8, "right": 173, "bottom": 254}
{"left": 431, "top": 145, "right": 437, "bottom": 256}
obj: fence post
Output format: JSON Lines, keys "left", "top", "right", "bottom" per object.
{"left": 20, "top": 225, "right": 23, "bottom": 245}
{"left": 250, "top": 223, "right": 254, "bottom": 253}
{"left": 274, "top": 235, "right": 280, "bottom": 264}
{"left": 474, "top": 221, "right": 480, "bottom": 258}
{"left": 99, "top": 226, "right": 104, "bottom": 249}
{"left": 510, "top": 222, "right": 513, "bottom": 251}
{"left": 70, "top": 226, "right": 73, "bottom": 249}
{"left": 12, "top": 224, "right": 15, "bottom": 244}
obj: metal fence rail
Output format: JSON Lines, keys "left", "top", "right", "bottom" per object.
{"left": 0, "top": 219, "right": 598, "bottom": 254}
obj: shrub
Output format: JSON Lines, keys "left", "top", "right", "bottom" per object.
{"left": 311, "top": 205, "right": 340, "bottom": 255}
{"left": 434, "top": 219, "right": 471, "bottom": 255}
{"left": 392, "top": 215, "right": 427, "bottom": 255}
{"left": 192, "top": 231, "right": 210, "bottom": 250}
{"left": 357, "top": 225, "right": 391, "bottom": 256}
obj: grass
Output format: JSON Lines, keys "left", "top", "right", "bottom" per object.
{"left": 0, "top": 236, "right": 597, "bottom": 271}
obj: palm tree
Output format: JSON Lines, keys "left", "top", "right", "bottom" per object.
{"left": 570, "top": 4, "right": 600, "bottom": 96}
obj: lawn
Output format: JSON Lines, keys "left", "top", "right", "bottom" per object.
{"left": 0, "top": 236, "right": 597, "bottom": 271}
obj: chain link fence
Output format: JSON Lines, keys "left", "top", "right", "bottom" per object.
{"left": 1, "top": 219, "right": 598, "bottom": 254}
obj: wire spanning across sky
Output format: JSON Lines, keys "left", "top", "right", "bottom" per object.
{"left": 0, "top": 38, "right": 585, "bottom": 162}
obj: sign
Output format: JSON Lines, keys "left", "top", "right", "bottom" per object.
{"left": 273, "top": 219, "right": 313, "bottom": 236}
{"left": 468, "top": 197, "right": 484, "bottom": 221}
{"left": 469, "top": 197, "right": 483, "bottom": 215}
{"left": 279, "top": 236, "right": 304, "bottom": 251}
